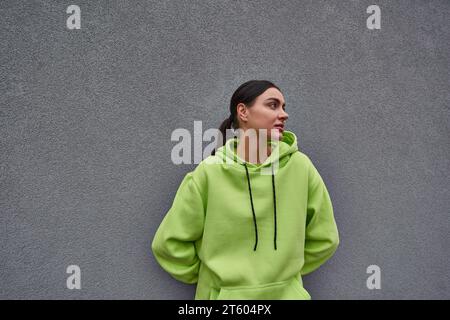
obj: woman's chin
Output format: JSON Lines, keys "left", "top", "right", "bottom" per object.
{"left": 269, "top": 129, "right": 283, "bottom": 141}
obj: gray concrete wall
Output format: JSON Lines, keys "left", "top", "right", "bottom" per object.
{"left": 1, "top": 0, "right": 448, "bottom": 299}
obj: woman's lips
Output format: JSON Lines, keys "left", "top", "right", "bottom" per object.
{"left": 273, "top": 126, "right": 284, "bottom": 132}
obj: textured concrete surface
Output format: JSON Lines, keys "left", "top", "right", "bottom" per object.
{"left": 0, "top": 0, "right": 449, "bottom": 299}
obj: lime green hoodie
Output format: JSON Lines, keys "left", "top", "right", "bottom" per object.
{"left": 151, "top": 130, "right": 339, "bottom": 300}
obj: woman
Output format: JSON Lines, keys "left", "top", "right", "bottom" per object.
{"left": 152, "top": 80, "right": 340, "bottom": 300}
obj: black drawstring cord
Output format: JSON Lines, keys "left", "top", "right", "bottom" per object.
{"left": 244, "top": 163, "right": 258, "bottom": 251}
{"left": 272, "top": 164, "right": 277, "bottom": 250}
{"left": 244, "top": 163, "right": 278, "bottom": 251}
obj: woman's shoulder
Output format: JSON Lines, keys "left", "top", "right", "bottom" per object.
{"left": 183, "top": 158, "right": 214, "bottom": 190}
{"left": 289, "top": 149, "right": 315, "bottom": 168}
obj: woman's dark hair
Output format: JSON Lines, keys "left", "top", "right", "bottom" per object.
{"left": 211, "top": 80, "right": 281, "bottom": 156}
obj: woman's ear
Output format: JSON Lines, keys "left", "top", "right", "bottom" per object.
{"left": 236, "top": 103, "right": 248, "bottom": 123}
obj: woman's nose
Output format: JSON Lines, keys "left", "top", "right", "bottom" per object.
{"left": 280, "top": 109, "right": 289, "bottom": 120}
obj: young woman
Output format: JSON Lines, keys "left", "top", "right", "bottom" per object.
{"left": 152, "top": 80, "right": 340, "bottom": 300}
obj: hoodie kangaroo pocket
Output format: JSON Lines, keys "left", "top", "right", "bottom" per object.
{"left": 216, "top": 277, "right": 311, "bottom": 300}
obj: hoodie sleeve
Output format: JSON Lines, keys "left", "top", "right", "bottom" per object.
{"left": 300, "top": 157, "right": 340, "bottom": 276}
{"left": 151, "top": 172, "right": 205, "bottom": 284}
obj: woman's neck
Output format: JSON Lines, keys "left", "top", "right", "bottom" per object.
{"left": 236, "top": 134, "right": 272, "bottom": 164}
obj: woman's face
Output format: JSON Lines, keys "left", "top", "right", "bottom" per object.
{"left": 237, "top": 87, "right": 289, "bottom": 141}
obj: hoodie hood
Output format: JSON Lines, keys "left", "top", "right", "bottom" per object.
{"left": 213, "top": 130, "right": 300, "bottom": 251}
{"left": 214, "top": 130, "right": 299, "bottom": 171}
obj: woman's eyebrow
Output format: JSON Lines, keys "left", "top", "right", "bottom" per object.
{"left": 265, "top": 98, "right": 286, "bottom": 106}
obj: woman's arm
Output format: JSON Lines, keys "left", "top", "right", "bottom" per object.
{"left": 151, "top": 172, "right": 205, "bottom": 284}
{"left": 301, "top": 156, "right": 340, "bottom": 276}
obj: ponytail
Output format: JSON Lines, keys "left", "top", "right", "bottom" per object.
{"left": 211, "top": 114, "right": 234, "bottom": 156}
